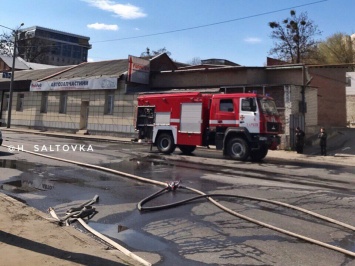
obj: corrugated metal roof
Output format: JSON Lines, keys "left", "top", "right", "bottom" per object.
{"left": 24, "top": 62, "right": 60, "bottom": 70}
{"left": 0, "top": 66, "right": 72, "bottom": 82}
{"left": 40, "top": 59, "right": 129, "bottom": 81}
{"left": 0, "top": 55, "right": 30, "bottom": 70}
{"left": 0, "top": 59, "right": 128, "bottom": 83}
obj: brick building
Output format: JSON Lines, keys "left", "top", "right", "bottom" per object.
{"left": 307, "top": 65, "right": 351, "bottom": 133}
{"left": 0, "top": 54, "right": 351, "bottom": 149}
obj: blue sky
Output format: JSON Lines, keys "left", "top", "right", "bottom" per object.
{"left": 1, "top": 0, "right": 354, "bottom": 66}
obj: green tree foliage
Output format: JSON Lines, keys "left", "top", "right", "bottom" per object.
{"left": 268, "top": 10, "right": 321, "bottom": 63}
{"left": 313, "top": 33, "right": 355, "bottom": 64}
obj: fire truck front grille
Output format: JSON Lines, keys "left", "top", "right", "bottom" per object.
{"left": 266, "top": 122, "right": 279, "bottom": 133}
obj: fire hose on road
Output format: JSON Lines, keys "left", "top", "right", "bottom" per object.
{"left": 48, "top": 195, "right": 152, "bottom": 266}
{"left": 4, "top": 144, "right": 355, "bottom": 259}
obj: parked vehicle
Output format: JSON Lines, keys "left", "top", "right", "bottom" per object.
{"left": 136, "top": 92, "right": 282, "bottom": 161}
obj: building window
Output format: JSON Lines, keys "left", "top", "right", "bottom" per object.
{"left": 104, "top": 91, "right": 114, "bottom": 115}
{"left": 16, "top": 93, "right": 24, "bottom": 112}
{"left": 40, "top": 92, "right": 48, "bottom": 113}
{"left": 220, "top": 99, "right": 234, "bottom": 112}
{"left": 73, "top": 46, "right": 81, "bottom": 59}
{"left": 82, "top": 50, "right": 88, "bottom": 61}
{"left": 59, "top": 92, "right": 67, "bottom": 113}
{"left": 2, "top": 94, "right": 9, "bottom": 111}
{"left": 241, "top": 98, "right": 256, "bottom": 112}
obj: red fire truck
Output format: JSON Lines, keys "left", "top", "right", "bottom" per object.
{"left": 136, "top": 92, "right": 282, "bottom": 161}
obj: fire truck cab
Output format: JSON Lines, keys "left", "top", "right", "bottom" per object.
{"left": 136, "top": 92, "right": 282, "bottom": 161}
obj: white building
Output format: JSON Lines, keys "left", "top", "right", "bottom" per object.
{"left": 346, "top": 72, "right": 355, "bottom": 125}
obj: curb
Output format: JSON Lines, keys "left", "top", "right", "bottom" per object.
{"left": 2, "top": 127, "right": 355, "bottom": 166}
{"left": 334, "top": 153, "right": 355, "bottom": 158}
{"left": 0, "top": 127, "right": 133, "bottom": 143}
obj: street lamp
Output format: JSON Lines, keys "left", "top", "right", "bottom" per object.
{"left": 0, "top": 23, "right": 24, "bottom": 128}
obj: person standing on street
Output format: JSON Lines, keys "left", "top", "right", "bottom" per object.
{"left": 318, "top": 127, "right": 327, "bottom": 156}
{"left": 295, "top": 127, "right": 305, "bottom": 154}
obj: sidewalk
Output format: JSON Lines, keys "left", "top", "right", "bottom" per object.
{"left": 2, "top": 126, "right": 355, "bottom": 166}
{"left": 0, "top": 127, "right": 354, "bottom": 266}
{"left": 1, "top": 126, "right": 134, "bottom": 143}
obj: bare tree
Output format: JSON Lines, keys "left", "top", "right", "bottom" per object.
{"left": 186, "top": 57, "right": 201, "bottom": 65}
{"left": 0, "top": 32, "right": 14, "bottom": 56}
{"left": 140, "top": 47, "right": 171, "bottom": 58}
{"left": 17, "top": 37, "right": 53, "bottom": 63}
{"left": 268, "top": 10, "right": 321, "bottom": 63}
{"left": 1, "top": 30, "right": 54, "bottom": 63}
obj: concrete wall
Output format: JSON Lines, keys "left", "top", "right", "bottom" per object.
{"left": 151, "top": 67, "right": 267, "bottom": 89}
{"left": 266, "top": 67, "right": 303, "bottom": 85}
{"left": 1, "top": 81, "right": 137, "bottom": 137}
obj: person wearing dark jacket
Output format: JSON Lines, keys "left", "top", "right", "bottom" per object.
{"left": 318, "top": 127, "right": 327, "bottom": 156}
{"left": 295, "top": 127, "right": 305, "bottom": 154}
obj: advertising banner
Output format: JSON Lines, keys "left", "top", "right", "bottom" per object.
{"left": 30, "top": 77, "right": 117, "bottom": 91}
{"left": 127, "top": 55, "right": 150, "bottom": 84}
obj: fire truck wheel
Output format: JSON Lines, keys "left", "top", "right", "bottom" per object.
{"left": 227, "top": 138, "right": 250, "bottom": 161}
{"left": 178, "top": 145, "right": 196, "bottom": 154}
{"left": 250, "top": 146, "right": 268, "bottom": 161}
{"left": 156, "top": 133, "right": 176, "bottom": 154}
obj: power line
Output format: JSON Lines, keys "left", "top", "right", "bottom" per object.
{"left": 0, "top": 0, "right": 328, "bottom": 54}
{"left": 92, "top": 0, "right": 328, "bottom": 44}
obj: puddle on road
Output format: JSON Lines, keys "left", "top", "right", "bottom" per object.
{"left": 87, "top": 221, "right": 167, "bottom": 251}
{"left": 0, "top": 159, "right": 55, "bottom": 193}
{"left": 102, "top": 158, "right": 173, "bottom": 174}
{"left": 101, "top": 157, "right": 206, "bottom": 183}
{"left": 1, "top": 177, "right": 55, "bottom": 193}
{"left": 331, "top": 234, "right": 355, "bottom": 252}
{"left": 0, "top": 159, "right": 18, "bottom": 169}
{"left": 0, "top": 159, "right": 43, "bottom": 170}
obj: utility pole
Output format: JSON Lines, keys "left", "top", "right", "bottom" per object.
{"left": 0, "top": 23, "right": 24, "bottom": 128}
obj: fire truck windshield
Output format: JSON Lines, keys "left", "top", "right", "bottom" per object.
{"left": 258, "top": 98, "right": 279, "bottom": 115}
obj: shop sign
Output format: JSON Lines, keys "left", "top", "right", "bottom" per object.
{"left": 127, "top": 55, "right": 150, "bottom": 84}
{"left": 30, "top": 77, "right": 117, "bottom": 91}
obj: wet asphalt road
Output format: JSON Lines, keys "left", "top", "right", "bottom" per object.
{"left": 0, "top": 132, "right": 355, "bottom": 266}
